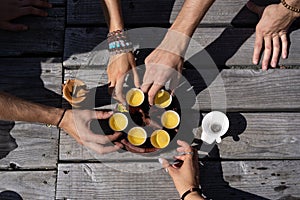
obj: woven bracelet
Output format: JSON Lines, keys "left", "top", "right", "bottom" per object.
{"left": 281, "top": 0, "right": 300, "bottom": 13}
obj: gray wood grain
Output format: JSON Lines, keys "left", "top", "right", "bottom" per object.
{"left": 0, "top": 58, "right": 61, "bottom": 168}
{"left": 59, "top": 112, "right": 300, "bottom": 161}
{"left": 0, "top": 170, "right": 56, "bottom": 199}
{"left": 0, "top": 122, "right": 59, "bottom": 169}
{"left": 0, "top": 58, "right": 62, "bottom": 107}
{"left": 63, "top": 27, "right": 300, "bottom": 67}
{"left": 56, "top": 161, "right": 300, "bottom": 200}
{"left": 0, "top": 8, "right": 65, "bottom": 56}
{"left": 67, "top": 0, "right": 259, "bottom": 26}
{"left": 195, "top": 69, "right": 300, "bottom": 111}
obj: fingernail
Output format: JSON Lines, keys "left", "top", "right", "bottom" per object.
{"left": 158, "top": 158, "right": 163, "bottom": 164}
{"left": 108, "top": 111, "right": 114, "bottom": 115}
{"left": 283, "top": 54, "right": 287, "bottom": 59}
{"left": 253, "top": 60, "right": 258, "bottom": 65}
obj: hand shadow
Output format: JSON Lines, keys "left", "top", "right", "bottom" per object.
{"left": 198, "top": 145, "right": 270, "bottom": 200}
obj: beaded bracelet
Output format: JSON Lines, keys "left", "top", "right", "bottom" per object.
{"left": 107, "top": 29, "right": 133, "bottom": 55}
{"left": 281, "top": 0, "right": 300, "bottom": 13}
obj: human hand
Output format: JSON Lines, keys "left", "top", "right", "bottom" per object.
{"left": 107, "top": 52, "right": 140, "bottom": 104}
{"left": 247, "top": 1, "right": 300, "bottom": 70}
{"left": 141, "top": 49, "right": 183, "bottom": 105}
{"left": 0, "top": 0, "right": 52, "bottom": 31}
{"left": 159, "top": 140, "right": 199, "bottom": 197}
{"left": 59, "top": 109, "right": 123, "bottom": 154}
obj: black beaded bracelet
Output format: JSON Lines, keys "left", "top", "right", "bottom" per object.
{"left": 180, "top": 187, "right": 202, "bottom": 200}
{"left": 281, "top": 0, "right": 300, "bottom": 13}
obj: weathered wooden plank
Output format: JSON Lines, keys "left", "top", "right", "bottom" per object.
{"left": 0, "top": 8, "right": 65, "bottom": 56}
{"left": 56, "top": 161, "right": 300, "bottom": 200}
{"left": 0, "top": 58, "right": 62, "bottom": 107}
{"left": 194, "top": 69, "right": 300, "bottom": 111}
{"left": 67, "top": 0, "right": 260, "bottom": 26}
{"left": 0, "top": 122, "right": 59, "bottom": 169}
{"left": 218, "top": 113, "right": 300, "bottom": 159}
{"left": 60, "top": 111, "right": 300, "bottom": 161}
{"left": 0, "top": 171, "right": 56, "bottom": 199}
{"left": 0, "top": 58, "right": 61, "bottom": 168}
{"left": 63, "top": 27, "right": 300, "bottom": 67}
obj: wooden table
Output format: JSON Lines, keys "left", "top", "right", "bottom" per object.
{"left": 0, "top": 0, "right": 300, "bottom": 199}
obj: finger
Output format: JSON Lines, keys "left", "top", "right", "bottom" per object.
{"left": 94, "top": 111, "right": 113, "bottom": 120}
{"left": 114, "top": 74, "right": 126, "bottom": 104}
{"left": 158, "top": 158, "right": 171, "bottom": 169}
{"left": 140, "top": 83, "right": 152, "bottom": 93}
{"left": 20, "top": 6, "right": 48, "bottom": 17}
{"left": 85, "top": 141, "right": 121, "bottom": 154}
{"left": 0, "top": 22, "right": 28, "bottom": 31}
{"left": 253, "top": 31, "right": 263, "bottom": 65}
{"left": 120, "top": 139, "right": 146, "bottom": 153}
{"left": 262, "top": 36, "right": 272, "bottom": 70}
{"left": 147, "top": 84, "right": 163, "bottom": 105}
{"left": 280, "top": 33, "right": 288, "bottom": 59}
{"left": 106, "top": 132, "right": 123, "bottom": 142}
{"left": 246, "top": 1, "right": 265, "bottom": 16}
{"left": 20, "top": 0, "right": 52, "bottom": 8}
{"left": 131, "top": 66, "right": 140, "bottom": 88}
{"left": 177, "top": 140, "right": 192, "bottom": 150}
{"left": 271, "top": 35, "right": 280, "bottom": 68}
{"left": 169, "top": 72, "right": 180, "bottom": 93}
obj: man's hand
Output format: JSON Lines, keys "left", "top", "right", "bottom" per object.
{"left": 59, "top": 109, "right": 123, "bottom": 155}
{"left": 107, "top": 52, "right": 140, "bottom": 104}
{"left": 0, "top": 0, "right": 52, "bottom": 31}
{"left": 247, "top": 1, "right": 300, "bottom": 70}
{"left": 141, "top": 49, "right": 183, "bottom": 105}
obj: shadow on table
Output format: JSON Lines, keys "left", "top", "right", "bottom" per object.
{"left": 0, "top": 58, "right": 62, "bottom": 160}
{"left": 199, "top": 146, "right": 270, "bottom": 200}
{"left": 0, "top": 190, "right": 23, "bottom": 200}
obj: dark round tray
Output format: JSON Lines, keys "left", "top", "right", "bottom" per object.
{"left": 91, "top": 91, "right": 181, "bottom": 154}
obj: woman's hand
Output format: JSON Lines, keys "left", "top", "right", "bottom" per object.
{"left": 159, "top": 140, "right": 200, "bottom": 197}
{"left": 107, "top": 52, "right": 140, "bottom": 104}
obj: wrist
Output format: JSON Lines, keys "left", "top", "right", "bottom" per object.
{"left": 157, "top": 29, "right": 191, "bottom": 58}
{"left": 280, "top": 0, "right": 300, "bottom": 18}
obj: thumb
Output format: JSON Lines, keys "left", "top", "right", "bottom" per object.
{"left": 246, "top": 1, "right": 265, "bottom": 17}
{"left": 95, "top": 111, "right": 113, "bottom": 120}
{"left": 0, "top": 22, "right": 28, "bottom": 31}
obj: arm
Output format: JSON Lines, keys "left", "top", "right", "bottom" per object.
{"left": 101, "top": 0, "right": 140, "bottom": 104}
{"left": 247, "top": 0, "right": 300, "bottom": 70}
{"left": 0, "top": 92, "right": 123, "bottom": 154}
{"left": 142, "top": 0, "right": 215, "bottom": 105}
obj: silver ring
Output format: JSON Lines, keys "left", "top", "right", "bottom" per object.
{"left": 165, "top": 168, "right": 169, "bottom": 173}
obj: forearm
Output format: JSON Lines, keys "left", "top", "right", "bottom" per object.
{"left": 0, "top": 92, "right": 64, "bottom": 125}
{"left": 170, "top": 0, "right": 215, "bottom": 37}
{"left": 101, "top": 0, "right": 124, "bottom": 31}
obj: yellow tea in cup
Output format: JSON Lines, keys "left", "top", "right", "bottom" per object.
{"left": 127, "top": 127, "right": 147, "bottom": 146}
{"left": 126, "top": 88, "right": 144, "bottom": 107}
{"left": 161, "top": 110, "right": 180, "bottom": 129}
{"left": 109, "top": 113, "right": 128, "bottom": 131}
{"left": 150, "top": 130, "right": 170, "bottom": 148}
{"left": 154, "top": 90, "right": 172, "bottom": 108}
